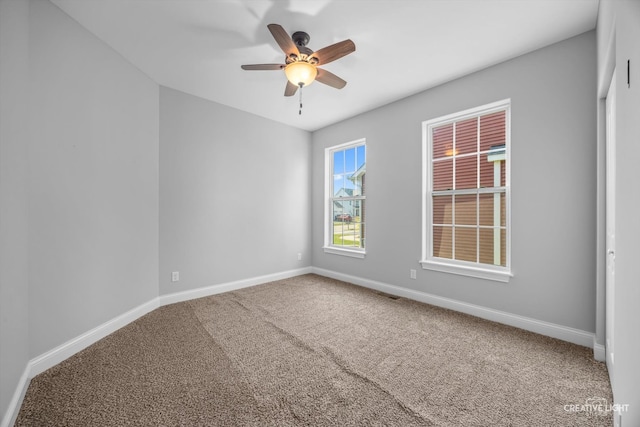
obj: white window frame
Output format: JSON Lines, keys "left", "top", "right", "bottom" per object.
{"left": 324, "top": 138, "right": 366, "bottom": 258}
{"left": 421, "top": 99, "right": 512, "bottom": 282}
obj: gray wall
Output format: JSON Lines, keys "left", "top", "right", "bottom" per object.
{"left": 28, "top": 0, "right": 160, "bottom": 357}
{"left": 159, "top": 87, "right": 311, "bottom": 295}
{"left": 0, "top": 0, "right": 30, "bottom": 420}
{"left": 312, "top": 31, "right": 597, "bottom": 332}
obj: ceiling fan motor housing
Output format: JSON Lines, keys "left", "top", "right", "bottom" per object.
{"left": 292, "top": 31, "right": 310, "bottom": 47}
{"left": 291, "top": 31, "right": 315, "bottom": 62}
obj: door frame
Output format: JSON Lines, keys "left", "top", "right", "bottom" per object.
{"left": 605, "top": 70, "right": 616, "bottom": 378}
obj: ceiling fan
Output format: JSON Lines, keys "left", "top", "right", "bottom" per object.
{"left": 241, "top": 24, "right": 355, "bottom": 98}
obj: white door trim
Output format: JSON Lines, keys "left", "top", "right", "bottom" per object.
{"left": 605, "top": 70, "right": 616, "bottom": 381}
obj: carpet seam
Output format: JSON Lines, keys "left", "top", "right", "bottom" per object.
{"left": 229, "top": 292, "right": 435, "bottom": 426}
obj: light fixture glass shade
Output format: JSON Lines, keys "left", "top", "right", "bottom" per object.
{"left": 284, "top": 61, "right": 317, "bottom": 87}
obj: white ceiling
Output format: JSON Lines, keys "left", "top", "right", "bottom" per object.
{"left": 50, "top": 0, "right": 599, "bottom": 132}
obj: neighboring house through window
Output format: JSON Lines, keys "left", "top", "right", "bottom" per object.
{"left": 421, "top": 100, "right": 511, "bottom": 281}
{"left": 325, "top": 139, "right": 366, "bottom": 258}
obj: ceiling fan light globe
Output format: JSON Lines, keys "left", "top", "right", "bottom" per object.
{"left": 284, "top": 61, "right": 317, "bottom": 87}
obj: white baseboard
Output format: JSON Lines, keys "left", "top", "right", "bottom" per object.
{"left": 28, "top": 298, "right": 160, "bottom": 378}
{"left": 1, "top": 366, "right": 30, "bottom": 427}
{"left": 1, "top": 297, "right": 160, "bottom": 427}
{"left": 593, "top": 338, "right": 606, "bottom": 361}
{"left": 159, "top": 267, "right": 313, "bottom": 306}
{"left": 312, "top": 267, "right": 596, "bottom": 349}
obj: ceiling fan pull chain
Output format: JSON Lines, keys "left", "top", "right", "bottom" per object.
{"left": 299, "top": 83, "right": 303, "bottom": 115}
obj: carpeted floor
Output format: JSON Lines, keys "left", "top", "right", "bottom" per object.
{"left": 16, "top": 274, "right": 612, "bottom": 426}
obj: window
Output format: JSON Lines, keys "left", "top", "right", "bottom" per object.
{"left": 324, "top": 139, "right": 366, "bottom": 258}
{"left": 421, "top": 100, "right": 511, "bottom": 282}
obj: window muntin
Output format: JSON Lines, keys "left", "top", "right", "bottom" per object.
{"left": 325, "top": 140, "right": 366, "bottom": 256}
{"left": 422, "top": 100, "right": 511, "bottom": 281}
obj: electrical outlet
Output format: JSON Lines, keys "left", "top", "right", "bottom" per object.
{"left": 171, "top": 271, "right": 179, "bottom": 282}
{"left": 297, "top": 253, "right": 302, "bottom": 261}
{"left": 410, "top": 269, "right": 417, "bottom": 279}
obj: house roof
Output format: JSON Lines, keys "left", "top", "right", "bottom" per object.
{"left": 350, "top": 163, "right": 366, "bottom": 181}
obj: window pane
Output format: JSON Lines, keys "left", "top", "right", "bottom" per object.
{"left": 333, "top": 200, "right": 354, "bottom": 222}
{"left": 501, "top": 228, "right": 506, "bottom": 266}
{"left": 351, "top": 199, "right": 363, "bottom": 223}
{"left": 456, "top": 118, "right": 477, "bottom": 155}
{"left": 344, "top": 147, "right": 356, "bottom": 173}
{"left": 342, "top": 224, "right": 358, "bottom": 247}
{"left": 479, "top": 111, "right": 506, "bottom": 152}
{"left": 333, "top": 151, "right": 344, "bottom": 174}
{"left": 356, "top": 145, "right": 365, "bottom": 170}
{"left": 353, "top": 200, "right": 365, "bottom": 248}
{"left": 433, "top": 159, "right": 453, "bottom": 190}
{"left": 334, "top": 174, "right": 349, "bottom": 196}
{"left": 353, "top": 221, "right": 365, "bottom": 248}
{"left": 454, "top": 194, "right": 476, "bottom": 225}
{"left": 479, "top": 227, "right": 506, "bottom": 266}
{"left": 479, "top": 192, "right": 506, "bottom": 227}
{"left": 479, "top": 228, "right": 496, "bottom": 265}
{"left": 479, "top": 153, "right": 494, "bottom": 188}
{"left": 332, "top": 199, "right": 364, "bottom": 248}
{"left": 432, "top": 195, "right": 452, "bottom": 225}
{"left": 432, "top": 226, "right": 452, "bottom": 259}
{"left": 432, "top": 123, "right": 454, "bottom": 159}
{"left": 333, "top": 220, "right": 345, "bottom": 244}
{"left": 350, "top": 172, "right": 364, "bottom": 196}
{"left": 333, "top": 200, "right": 346, "bottom": 218}
{"left": 480, "top": 151, "right": 506, "bottom": 188}
{"left": 334, "top": 200, "right": 363, "bottom": 222}
{"left": 455, "top": 156, "right": 477, "bottom": 189}
{"left": 454, "top": 227, "right": 477, "bottom": 262}
{"left": 478, "top": 193, "right": 493, "bottom": 226}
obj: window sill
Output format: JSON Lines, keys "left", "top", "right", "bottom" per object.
{"left": 420, "top": 259, "right": 512, "bottom": 283}
{"left": 323, "top": 246, "right": 366, "bottom": 259}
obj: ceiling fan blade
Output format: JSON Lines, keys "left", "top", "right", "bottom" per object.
{"left": 267, "top": 24, "right": 299, "bottom": 59}
{"left": 315, "top": 68, "right": 347, "bottom": 89}
{"left": 284, "top": 81, "right": 299, "bottom": 97}
{"left": 311, "top": 39, "right": 355, "bottom": 65}
{"left": 241, "top": 64, "right": 285, "bottom": 71}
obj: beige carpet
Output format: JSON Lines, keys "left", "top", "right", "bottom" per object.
{"left": 16, "top": 274, "right": 612, "bottom": 426}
